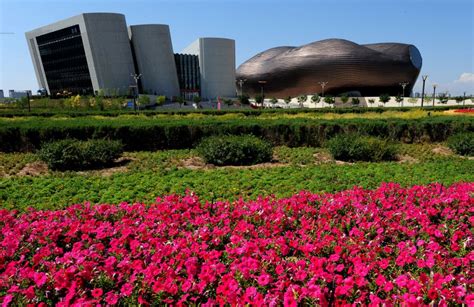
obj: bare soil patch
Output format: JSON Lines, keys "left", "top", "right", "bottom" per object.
{"left": 17, "top": 161, "right": 49, "bottom": 176}
{"left": 177, "top": 156, "right": 289, "bottom": 170}
{"left": 432, "top": 145, "right": 453, "bottom": 156}
{"left": 396, "top": 154, "right": 419, "bottom": 164}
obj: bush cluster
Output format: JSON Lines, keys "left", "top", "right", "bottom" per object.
{"left": 327, "top": 134, "right": 398, "bottom": 162}
{"left": 197, "top": 135, "right": 273, "bottom": 166}
{"left": 38, "top": 139, "right": 123, "bottom": 170}
{"left": 1, "top": 116, "right": 472, "bottom": 152}
{"left": 447, "top": 132, "right": 474, "bottom": 156}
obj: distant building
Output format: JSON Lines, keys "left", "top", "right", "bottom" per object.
{"left": 0, "top": 90, "right": 4, "bottom": 99}
{"left": 26, "top": 13, "right": 236, "bottom": 100}
{"left": 9, "top": 90, "right": 32, "bottom": 99}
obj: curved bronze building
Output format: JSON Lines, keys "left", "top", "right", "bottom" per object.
{"left": 236, "top": 39, "right": 422, "bottom": 98}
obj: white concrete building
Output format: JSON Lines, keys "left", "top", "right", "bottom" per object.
{"left": 129, "top": 25, "right": 180, "bottom": 98}
{"left": 26, "top": 13, "right": 237, "bottom": 99}
{"left": 26, "top": 13, "right": 136, "bottom": 97}
{"left": 182, "top": 38, "right": 236, "bottom": 100}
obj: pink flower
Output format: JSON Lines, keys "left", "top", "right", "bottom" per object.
{"left": 33, "top": 272, "right": 47, "bottom": 287}
{"left": 91, "top": 288, "right": 103, "bottom": 298}
{"left": 105, "top": 291, "right": 119, "bottom": 305}
{"left": 121, "top": 283, "right": 133, "bottom": 297}
{"left": 257, "top": 274, "right": 271, "bottom": 286}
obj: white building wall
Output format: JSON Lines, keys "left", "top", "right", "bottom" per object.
{"left": 182, "top": 38, "right": 236, "bottom": 100}
{"left": 128, "top": 25, "right": 180, "bottom": 98}
{"left": 25, "top": 13, "right": 135, "bottom": 96}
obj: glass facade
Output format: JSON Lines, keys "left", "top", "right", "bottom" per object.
{"left": 174, "top": 53, "right": 200, "bottom": 99}
{"left": 36, "top": 25, "right": 93, "bottom": 96}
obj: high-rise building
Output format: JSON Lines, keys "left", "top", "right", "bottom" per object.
{"left": 26, "top": 13, "right": 236, "bottom": 100}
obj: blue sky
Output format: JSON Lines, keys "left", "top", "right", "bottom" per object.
{"left": 0, "top": 0, "right": 473, "bottom": 96}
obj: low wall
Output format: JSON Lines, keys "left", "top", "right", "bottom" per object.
{"left": 260, "top": 96, "right": 474, "bottom": 109}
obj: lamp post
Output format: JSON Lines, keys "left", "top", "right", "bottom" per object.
{"left": 432, "top": 84, "right": 437, "bottom": 107}
{"left": 421, "top": 75, "right": 428, "bottom": 108}
{"left": 258, "top": 80, "right": 267, "bottom": 107}
{"left": 318, "top": 81, "right": 328, "bottom": 97}
{"left": 463, "top": 91, "right": 466, "bottom": 106}
{"left": 26, "top": 91, "right": 31, "bottom": 112}
{"left": 130, "top": 73, "right": 142, "bottom": 111}
{"left": 399, "top": 82, "right": 409, "bottom": 107}
{"left": 237, "top": 78, "right": 246, "bottom": 96}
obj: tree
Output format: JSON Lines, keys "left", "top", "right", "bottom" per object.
{"left": 284, "top": 96, "right": 292, "bottom": 105}
{"left": 297, "top": 95, "right": 307, "bottom": 107}
{"left": 368, "top": 99, "right": 375, "bottom": 105}
{"left": 438, "top": 93, "right": 448, "bottom": 104}
{"left": 177, "top": 96, "right": 185, "bottom": 108}
{"left": 311, "top": 94, "right": 320, "bottom": 104}
{"left": 324, "top": 95, "right": 335, "bottom": 106}
{"left": 351, "top": 97, "right": 360, "bottom": 106}
{"left": 156, "top": 95, "right": 166, "bottom": 106}
{"left": 254, "top": 95, "right": 264, "bottom": 106}
{"left": 340, "top": 94, "right": 349, "bottom": 104}
{"left": 455, "top": 96, "right": 464, "bottom": 105}
{"left": 238, "top": 94, "right": 250, "bottom": 105}
{"left": 395, "top": 95, "right": 403, "bottom": 105}
{"left": 193, "top": 95, "right": 202, "bottom": 107}
{"left": 270, "top": 97, "right": 278, "bottom": 106}
{"left": 379, "top": 93, "right": 391, "bottom": 105}
{"left": 223, "top": 98, "right": 233, "bottom": 107}
{"left": 408, "top": 97, "right": 418, "bottom": 105}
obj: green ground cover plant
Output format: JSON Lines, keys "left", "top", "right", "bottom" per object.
{"left": 0, "top": 145, "right": 472, "bottom": 211}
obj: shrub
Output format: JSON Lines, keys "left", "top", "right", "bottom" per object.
{"left": 270, "top": 97, "right": 278, "bottom": 105}
{"left": 327, "top": 134, "right": 398, "bottom": 162}
{"left": 351, "top": 97, "right": 360, "bottom": 106}
{"left": 38, "top": 139, "right": 123, "bottom": 170}
{"left": 284, "top": 96, "right": 292, "bottom": 104}
{"left": 196, "top": 135, "right": 273, "bottom": 166}
{"left": 447, "top": 133, "right": 474, "bottom": 156}
{"left": 137, "top": 95, "right": 150, "bottom": 106}
{"left": 156, "top": 95, "right": 166, "bottom": 106}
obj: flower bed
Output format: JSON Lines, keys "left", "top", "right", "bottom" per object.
{"left": 1, "top": 183, "right": 473, "bottom": 305}
{"left": 454, "top": 108, "right": 474, "bottom": 113}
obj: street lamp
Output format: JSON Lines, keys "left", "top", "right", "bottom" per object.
{"left": 237, "top": 78, "right": 246, "bottom": 96}
{"left": 399, "top": 82, "right": 409, "bottom": 107}
{"left": 432, "top": 84, "right": 437, "bottom": 107}
{"left": 318, "top": 81, "right": 328, "bottom": 97}
{"left": 258, "top": 80, "right": 267, "bottom": 106}
{"left": 130, "top": 73, "right": 142, "bottom": 111}
{"left": 421, "top": 75, "right": 428, "bottom": 108}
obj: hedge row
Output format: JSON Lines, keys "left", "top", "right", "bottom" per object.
{"left": 1, "top": 116, "right": 472, "bottom": 152}
{"left": 0, "top": 105, "right": 469, "bottom": 118}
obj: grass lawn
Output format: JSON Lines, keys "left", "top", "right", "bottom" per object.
{"left": 1, "top": 144, "right": 472, "bottom": 211}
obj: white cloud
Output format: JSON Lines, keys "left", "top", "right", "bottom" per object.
{"left": 455, "top": 72, "right": 474, "bottom": 83}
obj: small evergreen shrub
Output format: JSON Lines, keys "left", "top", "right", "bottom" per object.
{"left": 327, "top": 134, "right": 398, "bottom": 162}
{"left": 447, "top": 133, "right": 474, "bottom": 156}
{"left": 38, "top": 139, "right": 123, "bottom": 170}
{"left": 196, "top": 135, "right": 273, "bottom": 166}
